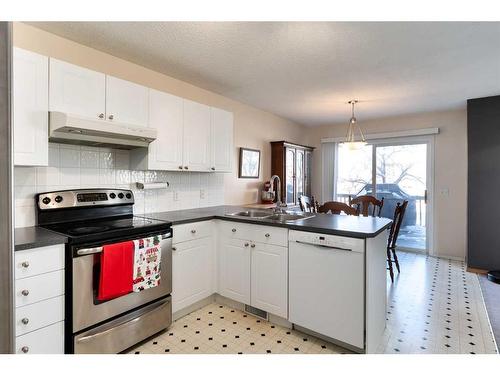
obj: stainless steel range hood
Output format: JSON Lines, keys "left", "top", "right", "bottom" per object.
{"left": 49, "top": 111, "right": 157, "bottom": 149}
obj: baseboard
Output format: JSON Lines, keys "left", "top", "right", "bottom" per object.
{"left": 467, "top": 266, "right": 489, "bottom": 275}
{"left": 173, "top": 294, "right": 216, "bottom": 321}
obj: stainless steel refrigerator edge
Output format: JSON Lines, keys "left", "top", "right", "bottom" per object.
{"left": 0, "top": 22, "right": 14, "bottom": 354}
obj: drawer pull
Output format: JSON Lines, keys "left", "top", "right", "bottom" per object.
{"left": 21, "top": 318, "right": 29, "bottom": 325}
{"left": 244, "top": 243, "right": 249, "bottom": 247}
{"left": 172, "top": 247, "right": 177, "bottom": 251}
{"left": 265, "top": 233, "right": 270, "bottom": 238}
{"left": 232, "top": 228, "right": 236, "bottom": 232}
{"left": 250, "top": 244, "right": 256, "bottom": 248}
{"left": 21, "top": 261, "right": 30, "bottom": 268}
{"left": 191, "top": 229, "right": 196, "bottom": 234}
{"left": 21, "top": 290, "right": 30, "bottom": 296}
{"left": 21, "top": 346, "right": 29, "bottom": 353}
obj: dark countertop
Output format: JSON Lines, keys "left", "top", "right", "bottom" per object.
{"left": 139, "top": 205, "right": 392, "bottom": 239}
{"left": 15, "top": 226, "right": 68, "bottom": 251}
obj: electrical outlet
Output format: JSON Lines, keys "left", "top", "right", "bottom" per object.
{"left": 440, "top": 188, "right": 449, "bottom": 197}
{"left": 200, "top": 189, "right": 206, "bottom": 200}
{"left": 173, "top": 191, "right": 179, "bottom": 201}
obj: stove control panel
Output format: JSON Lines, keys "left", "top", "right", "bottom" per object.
{"left": 37, "top": 189, "right": 134, "bottom": 210}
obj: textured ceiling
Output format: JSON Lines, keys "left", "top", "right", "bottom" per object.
{"left": 28, "top": 22, "right": 500, "bottom": 126}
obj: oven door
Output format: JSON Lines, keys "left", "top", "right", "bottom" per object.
{"left": 72, "top": 231, "right": 172, "bottom": 333}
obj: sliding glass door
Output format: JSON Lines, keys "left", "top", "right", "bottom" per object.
{"left": 335, "top": 139, "right": 432, "bottom": 253}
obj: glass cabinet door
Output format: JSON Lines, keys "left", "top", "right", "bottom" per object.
{"left": 296, "top": 149, "right": 305, "bottom": 201}
{"left": 304, "top": 150, "right": 312, "bottom": 196}
{"left": 285, "top": 147, "right": 296, "bottom": 205}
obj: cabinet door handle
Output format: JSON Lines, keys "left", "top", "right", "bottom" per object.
{"left": 108, "top": 114, "right": 114, "bottom": 120}
{"left": 250, "top": 244, "right": 255, "bottom": 248}
{"left": 21, "top": 290, "right": 29, "bottom": 296}
{"left": 244, "top": 243, "right": 249, "bottom": 247}
{"left": 265, "top": 233, "right": 270, "bottom": 238}
{"left": 178, "top": 166, "right": 183, "bottom": 170}
{"left": 172, "top": 247, "right": 177, "bottom": 251}
{"left": 21, "top": 318, "right": 29, "bottom": 325}
{"left": 98, "top": 113, "right": 104, "bottom": 119}
{"left": 21, "top": 346, "right": 29, "bottom": 353}
{"left": 184, "top": 166, "right": 188, "bottom": 170}
{"left": 21, "top": 261, "right": 29, "bottom": 268}
{"left": 231, "top": 228, "right": 236, "bottom": 233}
{"left": 211, "top": 167, "right": 215, "bottom": 171}
{"left": 191, "top": 229, "right": 196, "bottom": 234}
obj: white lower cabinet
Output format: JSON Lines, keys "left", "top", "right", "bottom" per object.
{"left": 250, "top": 243, "right": 288, "bottom": 318}
{"left": 172, "top": 223, "right": 215, "bottom": 313}
{"left": 15, "top": 321, "right": 64, "bottom": 354}
{"left": 218, "top": 222, "right": 288, "bottom": 319}
{"left": 219, "top": 238, "right": 251, "bottom": 305}
{"left": 14, "top": 244, "right": 65, "bottom": 354}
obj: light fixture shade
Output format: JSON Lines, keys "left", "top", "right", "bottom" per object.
{"left": 343, "top": 100, "right": 366, "bottom": 148}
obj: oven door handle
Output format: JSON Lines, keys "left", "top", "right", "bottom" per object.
{"left": 75, "top": 299, "right": 170, "bottom": 343}
{"left": 77, "top": 247, "right": 103, "bottom": 256}
{"left": 76, "top": 232, "right": 172, "bottom": 256}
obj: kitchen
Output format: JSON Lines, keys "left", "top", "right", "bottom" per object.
{"left": 1, "top": 10, "right": 500, "bottom": 367}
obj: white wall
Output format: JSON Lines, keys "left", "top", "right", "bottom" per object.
{"left": 305, "top": 109, "right": 468, "bottom": 261}
{"left": 14, "top": 143, "right": 224, "bottom": 227}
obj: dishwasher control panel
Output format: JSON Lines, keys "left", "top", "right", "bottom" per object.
{"left": 288, "top": 230, "right": 365, "bottom": 253}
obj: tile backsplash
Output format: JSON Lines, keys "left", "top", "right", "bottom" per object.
{"left": 14, "top": 143, "right": 225, "bottom": 228}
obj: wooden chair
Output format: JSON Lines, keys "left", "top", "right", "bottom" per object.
{"left": 387, "top": 200, "right": 408, "bottom": 282}
{"left": 349, "top": 195, "right": 384, "bottom": 217}
{"left": 299, "top": 195, "right": 318, "bottom": 213}
{"left": 317, "top": 201, "right": 358, "bottom": 216}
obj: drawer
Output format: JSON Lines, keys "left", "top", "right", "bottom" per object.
{"left": 173, "top": 221, "right": 213, "bottom": 244}
{"left": 16, "top": 295, "right": 64, "bottom": 336}
{"left": 252, "top": 225, "right": 288, "bottom": 247}
{"left": 15, "top": 244, "right": 65, "bottom": 280}
{"left": 219, "top": 221, "right": 288, "bottom": 247}
{"left": 218, "top": 221, "right": 254, "bottom": 240}
{"left": 16, "top": 321, "right": 64, "bottom": 354}
{"left": 15, "top": 270, "right": 64, "bottom": 308}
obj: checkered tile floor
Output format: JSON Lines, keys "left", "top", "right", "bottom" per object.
{"left": 127, "top": 252, "right": 498, "bottom": 354}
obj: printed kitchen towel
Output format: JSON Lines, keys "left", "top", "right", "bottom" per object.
{"left": 132, "top": 235, "right": 162, "bottom": 292}
{"left": 97, "top": 241, "right": 134, "bottom": 301}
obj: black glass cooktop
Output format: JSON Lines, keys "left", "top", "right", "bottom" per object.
{"left": 42, "top": 215, "right": 171, "bottom": 243}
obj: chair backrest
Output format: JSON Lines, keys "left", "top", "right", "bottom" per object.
{"left": 317, "top": 201, "right": 358, "bottom": 216}
{"left": 349, "top": 195, "right": 385, "bottom": 217}
{"left": 299, "top": 195, "right": 318, "bottom": 213}
{"left": 387, "top": 200, "right": 409, "bottom": 249}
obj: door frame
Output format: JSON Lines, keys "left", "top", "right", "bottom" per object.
{"left": 333, "top": 135, "right": 435, "bottom": 255}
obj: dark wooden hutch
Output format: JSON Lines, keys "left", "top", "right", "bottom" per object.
{"left": 270, "top": 141, "right": 314, "bottom": 206}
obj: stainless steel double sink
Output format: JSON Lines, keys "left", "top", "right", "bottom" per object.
{"left": 225, "top": 209, "right": 315, "bottom": 223}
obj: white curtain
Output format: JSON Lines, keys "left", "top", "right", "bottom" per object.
{"left": 321, "top": 142, "right": 337, "bottom": 203}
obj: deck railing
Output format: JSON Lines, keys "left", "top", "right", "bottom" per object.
{"left": 335, "top": 193, "right": 426, "bottom": 226}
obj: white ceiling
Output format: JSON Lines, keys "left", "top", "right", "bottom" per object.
{"left": 29, "top": 22, "right": 500, "bottom": 126}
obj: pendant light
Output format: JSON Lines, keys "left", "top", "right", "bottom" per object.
{"left": 343, "top": 99, "right": 366, "bottom": 150}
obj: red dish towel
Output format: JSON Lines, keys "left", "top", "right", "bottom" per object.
{"left": 97, "top": 241, "right": 134, "bottom": 301}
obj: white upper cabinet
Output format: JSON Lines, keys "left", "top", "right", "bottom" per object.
{"left": 13, "top": 48, "right": 49, "bottom": 166}
{"left": 210, "top": 107, "right": 233, "bottom": 172}
{"left": 147, "top": 89, "right": 183, "bottom": 170}
{"left": 183, "top": 99, "right": 211, "bottom": 172}
{"left": 105, "top": 75, "right": 149, "bottom": 126}
{"left": 49, "top": 58, "right": 106, "bottom": 120}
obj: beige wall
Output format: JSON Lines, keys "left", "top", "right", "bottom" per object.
{"left": 13, "top": 22, "right": 306, "bottom": 205}
{"left": 13, "top": 23, "right": 468, "bottom": 260}
{"left": 305, "top": 109, "right": 468, "bottom": 260}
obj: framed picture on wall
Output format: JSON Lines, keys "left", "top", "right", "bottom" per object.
{"left": 239, "top": 147, "right": 261, "bottom": 178}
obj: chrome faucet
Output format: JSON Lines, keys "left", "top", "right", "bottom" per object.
{"left": 270, "top": 175, "right": 287, "bottom": 213}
